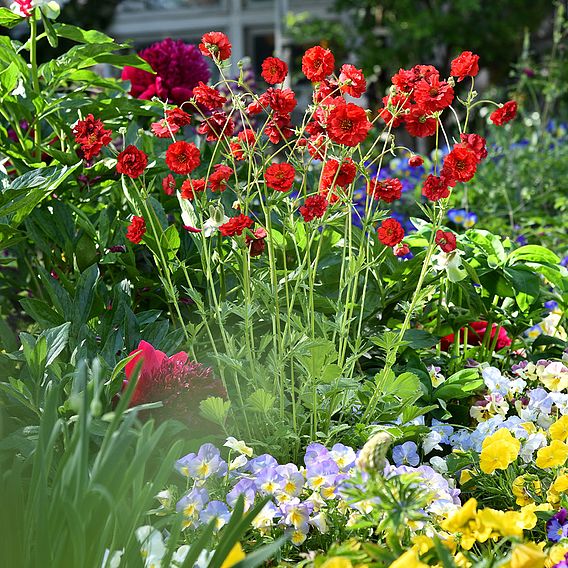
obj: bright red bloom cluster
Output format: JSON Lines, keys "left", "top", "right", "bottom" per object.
{"left": 378, "top": 218, "right": 405, "bottom": 247}
{"left": 326, "top": 102, "right": 371, "bottom": 146}
{"left": 320, "top": 158, "right": 357, "bottom": 192}
{"left": 421, "top": 174, "right": 450, "bottom": 202}
{"left": 181, "top": 178, "right": 206, "bottom": 200}
{"left": 265, "top": 163, "right": 295, "bottom": 192}
{"left": 441, "top": 144, "right": 478, "bottom": 185}
{"left": 338, "top": 64, "right": 366, "bottom": 98}
{"left": 302, "top": 46, "right": 335, "bottom": 82}
{"left": 124, "top": 340, "right": 226, "bottom": 428}
{"left": 367, "top": 177, "right": 403, "bottom": 204}
{"left": 73, "top": 114, "right": 112, "bottom": 160}
{"left": 246, "top": 87, "right": 297, "bottom": 144}
{"left": 229, "top": 129, "right": 256, "bottom": 161}
{"left": 299, "top": 194, "right": 328, "bottom": 222}
{"left": 117, "top": 145, "right": 148, "bottom": 179}
{"left": 126, "top": 216, "right": 146, "bottom": 244}
{"left": 379, "top": 60, "right": 461, "bottom": 138}
{"left": 219, "top": 214, "right": 254, "bottom": 237}
{"left": 435, "top": 230, "right": 457, "bottom": 252}
{"left": 151, "top": 107, "right": 191, "bottom": 138}
{"left": 490, "top": 100, "right": 518, "bottom": 126}
{"left": 166, "top": 141, "right": 201, "bottom": 175}
{"left": 197, "top": 111, "right": 235, "bottom": 142}
{"left": 192, "top": 81, "right": 227, "bottom": 111}
{"left": 261, "top": 57, "right": 288, "bottom": 84}
{"left": 450, "top": 51, "right": 480, "bottom": 82}
{"left": 199, "top": 31, "right": 232, "bottom": 61}
{"left": 208, "top": 164, "right": 233, "bottom": 193}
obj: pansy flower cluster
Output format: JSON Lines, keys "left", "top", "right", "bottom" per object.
{"left": 165, "top": 438, "right": 461, "bottom": 549}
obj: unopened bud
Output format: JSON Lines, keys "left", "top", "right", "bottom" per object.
{"left": 356, "top": 431, "right": 393, "bottom": 474}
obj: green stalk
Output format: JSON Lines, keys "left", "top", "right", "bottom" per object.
{"left": 29, "top": 11, "right": 42, "bottom": 160}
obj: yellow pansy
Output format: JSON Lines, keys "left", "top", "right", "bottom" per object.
{"left": 321, "top": 558, "right": 353, "bottom": 568}
{"left": 548, "top": 472, "right": 568, "bottom": 503}
{"left": 388, "top": 549, "right": 429, "bottom": 568}
{"left": 479, "top": 428, "right": 521, "bottom": 474}
{"left": 551, "top": 416, "right": 568, "bottom": 442}
{"left": 546, "top": 544, "right": 568, "bottom": 567}
{"left": 536, "top": 440, "right": 568, "bottom": 469}
{"left": 518, "top": 503, "right": 552, "bottom": 530}
{"left": 512, "top": 474, "right": 542, "bottom": 506}
{"left": 502, "top": 542, "right": 546, "bottom": 568}
{"left": 221, "top": 543, "right": 246, "bottom": 568}
{"left": 459, "top": 469, "right": 473, "bottom": 485}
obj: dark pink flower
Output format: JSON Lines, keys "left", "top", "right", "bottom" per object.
{"left": 122, "top": 38, "right": 210, "bottom": 106}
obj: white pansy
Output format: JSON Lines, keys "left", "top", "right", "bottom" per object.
{"left": 224, "top": 436, "right": 253, "bottom": 457}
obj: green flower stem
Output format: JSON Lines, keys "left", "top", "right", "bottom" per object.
{"left": 362, "top": 204, "right": 446, "bottom": 424}
{"left": 29, "top": 11, "right": 42, "bottom": 160}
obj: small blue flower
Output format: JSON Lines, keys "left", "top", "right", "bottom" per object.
{"left": 199, "top": 500, "right": 231, "bottom": 530}
{"left": 392, "top": 441, "right": 420, "bottom": 467}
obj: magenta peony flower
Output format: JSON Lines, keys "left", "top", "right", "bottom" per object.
{"left": 122, "top": 38, "right": 211, "bottom": 106}
{"left": 123, "top": 340, "right": 226, "bottom": 429}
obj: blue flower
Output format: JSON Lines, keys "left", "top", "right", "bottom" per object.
{"left": 175, "top": 443, "right": 227, "bottom": 480}
{"left": 199, "top": 500, "right": 231, "bottom": 530}
{"left": 176, "top": 487, "right": 209, "bottom": 528}
{"left": 226, "top": 478, "right": 257, "bottom": 510}
{"left": 392, "top": 441, "right": 420, "bottom": 467}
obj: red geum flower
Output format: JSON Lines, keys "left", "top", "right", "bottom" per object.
{"left": 192, "top": 81, "right": 227, "bottom": 110}
{"left": 197, "top": 111, "right": 235, "bottom": 141}
{"left": 263, "top": 88, "right": 297, "bottom": 115}
{"left": 327, "top": 102, "right": 371, "bottom": 146}
{"left": 393, "top": 243, "right": 410, "bottom": 257}
{"left": 338, "top": 64, "right": 366, "bottom": 98}
{"left": 321, "top": 157, "right": 357, "bottom": 190}
{"left": 450, "top": 51, "right": 480, "bottom": 81}
{"left": 73, "top": 114, "right": 112, "bottom": 160}
{"left": 162, "top": 174, "right": 176, "bottom": 195}
{"left": 299, "top": 194, "right": 328, "bottom": 222}
{"left": 367, "top": 177, "right": 403, "bottom": 203}
{"left": 378, "top": 218, "right": 405, "bottom": 247}
{"left": 261, "top": 56, "right": 288, "bottom": 84}
{"left": 219, "top": 214, "right": 254, "bottom": 237}
{"left": 126, "top": 216, "right": 146, "bottom": 244}
{"left": 208, "top": 164, "right": 233, "bottom": 192}
{"left": 392, "top": 64, "right": 439, "bottom": 93}
{"left": 302, "top": 45, "right": 335, "bottom": 82}
{"left": 435, "top": 229, "right": 457, "bottom": 252}
{"left": 460, "top": 133, "right": 488, "bottom": 162}
{"left": 378, "top": 92, "right": 411, "bottom": 128}
{"left": 265, "top": 114, "right": 294, "bottom": 144}
{"left": 245, "top": 227, "right": 268, "bottom": 257}
{"left": 265, "top": 162, "right": 295, "bottom": 192}
{"left": 165, "top": 140, "right": 201, "bottom": 175}
{"left": 441, "top": 144, "right": 478, "bottom": 185}
{"left": 117, "top": 145, "right": 148, "bottom": 179}
{"left": 422, "top": 174, "right": 450, "bottom": 201}
{"left": 490, "top": 100, "right": 517, "bottom": 126}
{"left": 181, "top": 178, "right": 206, "bottom": 200}
{"left": 151, "top": 107, "right": 191, "bottom": 138}
{"left": 414, "top": 75, "right": 454, "bottom": 113}
{"left": 408, "top": 155, "right": 424, "bottom": 168}
{"left": 199, "top": 31, "right": 232, "bottom": 61}
{"left": 405, "top": 107, "right": 437, "bottom": 138}
{"left": 440, "top": 321, "right": 511, "bottom": 351}
{"left": 124, "top": 340, "right": 226, "bottom": 428}
{"left": 230, "top": 128, "right": 256, "bottom": 160}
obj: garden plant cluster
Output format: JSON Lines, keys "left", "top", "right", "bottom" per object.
{"left": 0, "top": 2, "right": 567, "bottom": 568}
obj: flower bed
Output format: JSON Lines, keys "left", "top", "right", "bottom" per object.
{"left": 0, "top": 2, "right": 566, "bottom": 567}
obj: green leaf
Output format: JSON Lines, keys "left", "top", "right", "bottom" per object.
{"left": 73, "top": 264, "right": 99, "bottom": 327}
{"left": 53, "top": 23, "right": 114, "bottom": 44}
{"left": 232, "top": 535, "right": 287, "bottom": 568}
{"left": 403, "top": 329, "right": 439, "bottom": 349}
{"left": 20, "top": 298, "right": 65, "bottom": 328}
{"left": 0, "top": 7, "right": 23, "bottom": 29}
{"left": 508, "top": 245, "right": 560, "bottom": 265}
{"left": 161, "top": 225, "right": 180, "bottom": 261}
{"left": 199, "top": 396, "right": 231, "bottom": 427}
{"left": 0, "top": 61, "right": 19, "bottom": 94}
{"left": 247, "top": 389, "right": 275, "bottom": 414}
